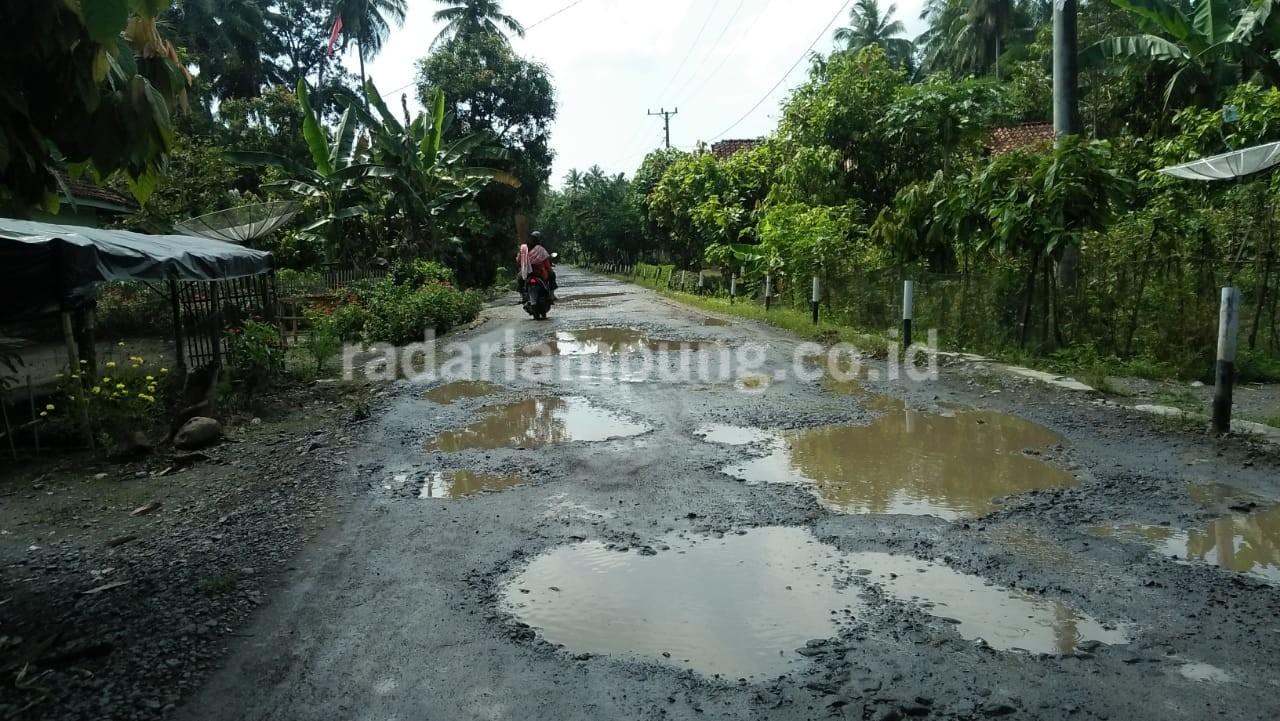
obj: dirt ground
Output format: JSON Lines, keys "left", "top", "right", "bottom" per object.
{"left": 5, "top": 267, "right": 1280, "bottom": 721}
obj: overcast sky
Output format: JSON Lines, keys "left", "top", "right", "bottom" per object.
{"left": 348, "top": 0, "right": 927, "bottom": 187}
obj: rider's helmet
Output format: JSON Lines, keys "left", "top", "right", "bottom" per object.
{"left": 529, "top": 231, "right": 543, "bottom": 247}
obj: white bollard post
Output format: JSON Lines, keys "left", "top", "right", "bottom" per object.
{"left": 730, "top": 273, "right": 737, "bottom": 304}
{"left": 811, "top": 275, "right": 820, "bottom": 324}
{"left": 1213, "top": 286, "right": 1241, "bottom": 434}
{"left": 765, "top": 274, "right": 773, "bottom": 310}
{"left": 902, "top": 279, "right": 915, "bottom": 349}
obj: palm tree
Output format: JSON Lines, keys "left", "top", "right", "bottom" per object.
{"left": 333, "top": 0, "right": 408, "bottom": 92}
{"left": 432, "top": 0, "right": 525, "bottom": 47}
{"left": 953, "top": 0, "right": 1018, "bottom": 79}
{"left": 834, "top": 0, "right": 916, "bottom": 69}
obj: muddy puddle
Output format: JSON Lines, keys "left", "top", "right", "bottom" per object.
{"left": 515, "top": 328, "right": 719, "bottom": 356}
{"left": 503, "top": 527, "right": 860, "bottom": 679}
{"left": 423, "top": 380, "right": 503, "bottom": 405}
{"left": 419, "top": 470, "right": 526, "bottom": 498}
{"left": 693, "top": 424, "right": 774, "bottom": 446}
{"left": 702, "top": 317, "right": 732, "bottom": 327}
{"left": 557, "top": 293, "right": 625, "bottom": 304}
{"left": 504, "top": 527, "right": 1126, "bottom": 678}
{"left": 427, "top": 397, "right": 650, "bottom": 451}
{"left": 857, "top": 553, "right": 1131, "bottom": 654}
{"left": 1091, "top": 504, "right": 1280, "bottom": 582}
{"left": 722, "top": 410, "right": 1075, "bottom": 519}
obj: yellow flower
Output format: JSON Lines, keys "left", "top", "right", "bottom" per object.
{"left": 39, "top": 411, "right": 47, "bottom": 418}
{"left": 45, "top": 404, "right": 55, "bottom": 411}
{"left": 105, "top": 361, "right": 116, "bottom": 369}
{"left": 117, "top": 341, "right": 125, "bottom": 347}
{"left": 160, "top": 368, "right": 169, "bottom": 374}
{"left": 116, "top": 383, "right": 126, "bottom": 390}
{"left": 138, "top": 393, "right": 155, "bottom": 403}
{"left": 69, "top": 395, "right": 77, "bottom": 401}
{"left": 102, "top": 376, "right": 111, "bottom": 383}
{"left": 147, "top": 384, "right": 157, "bottom": 393}
{"left": 92, "top": 386, "right": 101, "bottom": 395}
{"left": 78, "top": 359, "right": 87, "bottom": 365}
{"left": 132, "top": 364, "right": 141, "bottom": 369}
{"left": 55, "top": 372, "right": 63, "bottom": 378}
{"left": 70, "top": 373, "right": 80, "bottom": 380}
{"left": 145, "top": 375, "right": 155, "bottom": 381}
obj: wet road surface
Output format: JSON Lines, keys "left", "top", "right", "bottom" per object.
{"left": 181, "top": 267, "right": 1280, "bottom": 721}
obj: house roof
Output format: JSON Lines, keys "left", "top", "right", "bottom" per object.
{"left": 987, "top": 123, "right": 1055, "bottom": 155}
{"left": 710, "top": 139, "right": 760, "bottom": 161}
{"left": 56, "top": 171, "right": 139, "bottom": 214}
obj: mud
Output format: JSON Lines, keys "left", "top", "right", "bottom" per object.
{"left": 723, "top": 410, "right": 1076, "bottom": 519}
{"left": 423, "top": 380, "right": 504, "bottom": 404}
{"left": 426, "top": 396, "right": 650, "bottom": 451}
{"left": 419, "top": 470, "right": 527, "bottom": 498}
{"left": 702, "top": 317, "right": 733, "bottom": 326}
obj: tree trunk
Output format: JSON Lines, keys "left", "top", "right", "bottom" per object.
{"left": 1020, "top": 252, "right": 1040, "bottom": 348}
{"left": 358, "top": 37, "right": 368, "bottom": 104}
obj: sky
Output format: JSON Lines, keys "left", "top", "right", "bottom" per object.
{"left": 351, "top": 0, "right": 928, "bottom": 188}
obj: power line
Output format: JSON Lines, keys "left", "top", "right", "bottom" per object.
{"left": 654, "top": 0, "right": 723, "bottom": 102}
{"left": 674, "top": 0, "right": 773, "bottom": 107}
{"left": 707, "top": 0, "right": 851, "bottom": 143}
{"left": 668, "top": 0, "right": 749, "bottom": 103}
{"left": 647, "top": 108, "right": 679, "bottom": 149}
{"left": 527, "top": 0, "right": 593, "bottom": 31}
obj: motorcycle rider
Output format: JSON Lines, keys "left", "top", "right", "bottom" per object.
{"left": 525, "top": 231, "right": 557, "bottom": 302}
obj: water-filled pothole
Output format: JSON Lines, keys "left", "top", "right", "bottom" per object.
{"left": 721, "top": 410, "right": 1075, "bottom": 519}
{"left": 503, "top": 528, "right": 1128, "bottom": 678}
{"left": 693, "top": 424, "right": 774, "bottom": 446}
{"left": 515, "top": 328, "right": 719, "bottom": 356}
{"left": 703, "top": 317, "right": 733, "bottom": 327}
{"left": 1090, "top": 505, "right": 1280, "bottom": 582}
{"left": 419, "top": 470, "right": 526, "bottom": 498}
{"left": 558, "top": 293, "right": 625, "bottom": 304}
{"left": 423, "top": 380, "right": 503, "bottom": 405}
{"left": 427, "top": 397, "right": 650, "bottom": 451}
{"left": 855, "top": 553, "right": 1130, "bottom": 654}
{"left": 503, "top": 527, "right": 859, "bottom": 679}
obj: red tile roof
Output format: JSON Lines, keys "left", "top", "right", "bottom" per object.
{"left": 710, "top": 139, "right": 760, "bottom": 161}
{"left": 987, "top": 123, "right": 1055, "bottom": 155}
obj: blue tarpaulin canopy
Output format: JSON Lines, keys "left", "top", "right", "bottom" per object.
{"left": 0, "top": 218, "right": 274, "bottom": 319}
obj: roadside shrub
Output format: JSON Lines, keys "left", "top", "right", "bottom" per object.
{"left": 300, "top": 309, "right": 342, "bottom": 374}
{"left": 226, "top": 318, "right": 285, "bottom": 394}
{"left": 276, "top": 268, "right": 326, "bottom": 297}
{"left": 392, "top": 259, "right": 455, "bottom": 288}
{"left": 49, "top": 345, "right": 170, "bottom": 443}
{"left": 317, "top": 276, "right": 481, "bottom": 346}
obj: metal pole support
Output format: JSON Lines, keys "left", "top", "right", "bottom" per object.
{"left": 1212, "top": 286, "right": 1241, "bottom": 434}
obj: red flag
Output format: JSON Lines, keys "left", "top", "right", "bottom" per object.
{"left": 326, "top": 16, "right": 343, "bottom": 57}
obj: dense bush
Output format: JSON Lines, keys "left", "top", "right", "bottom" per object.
{"left": 95, "top": 282, "right": 173, "bottom": 338}
{"left": 320, "top": 275, "right": 481, "bottom": 346}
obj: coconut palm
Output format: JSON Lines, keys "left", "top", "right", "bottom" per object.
{"left": 432, "top": 0, "right": 526, "bottom": 47}
{"left": 834, "top": 0, "right": 916, "bottom": 70}
{"left": 333, "top": 0, "right": 408, "bottom": 91}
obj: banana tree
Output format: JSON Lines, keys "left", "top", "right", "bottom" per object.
{"left": 1081, "top": 0, "right": 1280, "bottom": 109}
{"left": 336, "top": 81, "right": 520, "bottom": 259}
{"left": 226, "top": 79, "right": 382, "bottom": 262}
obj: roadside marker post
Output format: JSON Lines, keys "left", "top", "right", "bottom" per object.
{"left": 1213, "top": 286, "right": 1241, "bottom": 434}
{"left": 730, "top": 274, "right": 737, "bottom": 304}
{"left": 902, "top": 279, "right": 914, "bottom": 349}
{"left": 811, "top": 275, "right": 820, "bottom": 324}
{"left": 698, "top": 271, "right": 705, "bottom": 293}
{"left": 764, "top": 274, "right": 773, "bottom": 311}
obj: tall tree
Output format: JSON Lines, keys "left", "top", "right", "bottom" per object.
{"left": 334, "top": 0, "right": 408, "bottom": 92}
{"left": 432, "top": 0, "right": 526, "bottom": 47}
{"left": 165, "top": 0, "right": 272, "bottom": 102}
{"left": 834, "top": 0, "right": 916, "bottom": 70}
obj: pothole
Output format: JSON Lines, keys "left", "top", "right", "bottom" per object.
{"left": 1178, "top": 661, "right": 1236, "bottom": 683}
{"left": 703, "top": 317, "right": 732, "bottom": 326}
{"left": 693, "top": 424, "right": 774, "bottom": 446}
{"left": 503, "top": 528, "right": 1128, "bottom": 679}
{"left": 419, "top": 470, "right": 526, "bottom": 498}
{"left": 514, "top": 328, "right": 719, "bottom": 356}
{"left": 557, "top": 293, "right": 625, "bottom": 304}
{"left": 720, "top": 410, "right": 1076, "bottom": 519}
{"left": 855, "top": 552, "right": 1130, "bottom": 654}
{"left": 503, "top": 527, "right": 860, "bottom": 680}
{"left": 1090, "top": 504, "right": 1280, "bottom": 582}
{"left": 423, "top": 380, "right": 503, "bottom": 405}
{"left": 1186, "top": 482, "right": 1264, "bottom": 507}
{"left": 426, "top": 397, "right": 650, "bottom": 451}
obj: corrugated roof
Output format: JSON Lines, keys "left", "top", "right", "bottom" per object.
{"left": 56, "top": 171, "right": 138, "bottom": 213}
{"left": 710, "top": 139, "right": 760, "bottom": 161}
{"left": 987, "top": 123, "right": 1055, "bottom": 155}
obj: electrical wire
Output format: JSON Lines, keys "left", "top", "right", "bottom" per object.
{"left": 653, "top": 0, "right": 723, "bottom": 102}
{"left": 526, "top": 0, "right": 592, "bottom": 31}
{"left": 667, "top": 0, "right": 749, "bottom": 104}
{"left": 673, "top": 0, "right": 773, "bottom": 107}
{"left": 706, "top": 0, "right": 851, "bottom": 143}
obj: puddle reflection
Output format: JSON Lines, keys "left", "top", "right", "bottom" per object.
{"left": 427, "top": 397, "right": 650, "bottom": 451}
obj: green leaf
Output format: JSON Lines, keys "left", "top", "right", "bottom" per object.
{"left": 1080, "top": 35, "right": 1191, "bottom": 68}
{"left": 331, "top": 107, "right": 357, "bottom": 170}
{"left": 126, "top": 165, "right": 158, "bottom": 205}
{"left": 1111, "top": 0, "right": 1195, "bottom": 42}
{"left": 430, "top": 88, "right": 446, "bottom": 160}
{"left": 1192, "top": 0, "right": 1234, "bottom": 43}
{"left": 81, "top": 0, "right": 129, "bottom": 44}
{"left": 297, "top": 79, "right": 332, "bottom": 177}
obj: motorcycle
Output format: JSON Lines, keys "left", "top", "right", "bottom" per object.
{"left": 521, "top": 252, "right": 557, "bottom": 321}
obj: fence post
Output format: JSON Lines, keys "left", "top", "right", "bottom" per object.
{"left": 1213, "top": 286, "right": 1241, "bottom": 434}
{"left": 902, "top": 279, "right": 915, "bottom": 349}
{"left": 730, "top": 273, "right": 737, "bottom": 304}
{"left": 811, "top": 275, "right": 820, "bottom": 325}
{"left": 765, "top": 274, "right": 772, "bottom": 311}
{"left": 681, "top": 270, "right": 687, "bottom": 290}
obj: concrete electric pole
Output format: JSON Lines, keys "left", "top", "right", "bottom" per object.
{"left": 648, "top": 108, "right": 679, "bottom": 149}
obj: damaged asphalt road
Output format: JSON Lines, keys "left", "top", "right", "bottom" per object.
{"left": 181, "top": 267, "right": 1280, "bottom": 721}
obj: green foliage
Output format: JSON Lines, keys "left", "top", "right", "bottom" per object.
{"left": 94, "top": 281, "right": 172, "bottom": 337}
{"left": 300, "top": 309, "right": 342, "bottom": 375}
{"left": 541, "top": 167, "right": 643, "bottom": 263}
{"left": 1, "top": 2, "right": 189, "bottom": 211}
{"left": 226, "top": 319, "right": 286, "bottom": 394}
{"left": 324, "top": 276, "right": 482, "bottom": 346}
{"left": 52, "top": 347, "right": 169, "bottom": 443}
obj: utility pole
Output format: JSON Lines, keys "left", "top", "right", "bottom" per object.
{"left": 648, "top": 108, "right": 678, "bottom": 149}
{"left": 1053, "top": 0, "right": 1082, "bottom": 289}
